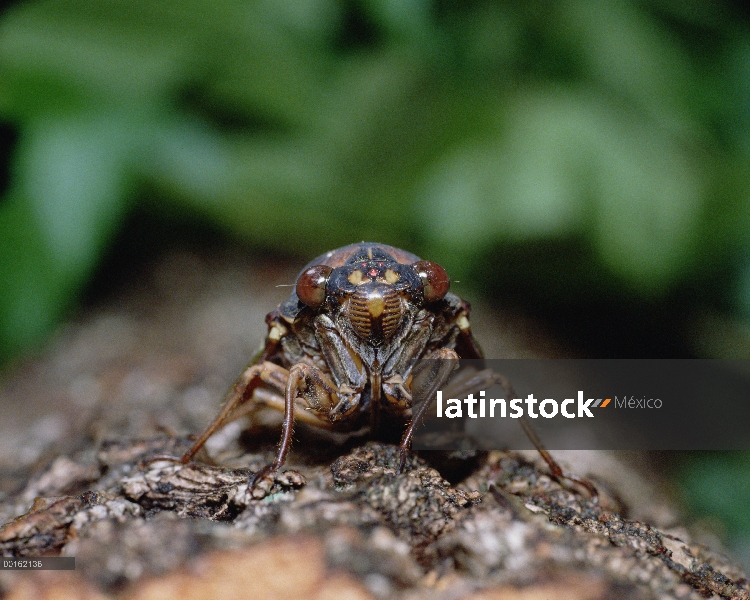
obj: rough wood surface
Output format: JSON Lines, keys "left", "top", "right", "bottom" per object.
{"left": 0, "top": 247, "right": 746, "bottom": 599}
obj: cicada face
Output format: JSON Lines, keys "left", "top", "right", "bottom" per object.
{"left": 294, "top": 244, "right": 450, "bottom": 348}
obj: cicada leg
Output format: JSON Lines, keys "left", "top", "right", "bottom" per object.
{"left": 248, "top": 362, "right": 353, "bottom": 487}
{"left": 161, "top": 343, "right": 361, "bottom": 488}
{"left": 180, "top": 361, "right": 289, "bottom": 463}
{"left": 397, "top": 347, "right": 460, "bottom": 471}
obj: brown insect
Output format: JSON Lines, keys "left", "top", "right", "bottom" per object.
{"left": 179, "top": 242, "right": 595, "bottom": 495}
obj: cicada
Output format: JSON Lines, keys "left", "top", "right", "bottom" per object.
{"left": 179, "top": 243, "right": 594, "bottom": 495}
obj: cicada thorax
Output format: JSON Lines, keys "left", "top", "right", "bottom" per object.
{"left": 345, "top": 283, "right": 405, "bottom": 346}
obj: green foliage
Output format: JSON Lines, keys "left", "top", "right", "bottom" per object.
{"left": 679, "top": 451, "right": 750, "bottom": 538}
{"left": 0, "top": 0, "right": 749, "bottom": 360}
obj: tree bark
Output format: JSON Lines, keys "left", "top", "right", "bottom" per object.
{"left": 0, "top": 247, "right": 746, "bottom": 600}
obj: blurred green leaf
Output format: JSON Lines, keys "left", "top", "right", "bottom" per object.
{"left": 0, "top": 196, "right": 68, "bottom": 356}
{"left": 0, "top": 111, "right": 134, "bottom": 358}
{"left": 419, "top": 88, "right": 704, "bottom": 292}
{"left": 679, "top": 451, "right": 750, "bottom": 536}
{"left": 554, "top": 0, "right": 697, "bottom": 138}
{"left": 21, "top": 113, "right": 136, "bottom": 273}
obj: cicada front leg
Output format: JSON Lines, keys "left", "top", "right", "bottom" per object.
{"left": 397, "top": 347, "right": 461, "bottom": 471}
{"left": 179, "top": 361, "right": 289, "bottom": 464}
{"left": 246, "top": 361, "right": 363, "bottom": 486}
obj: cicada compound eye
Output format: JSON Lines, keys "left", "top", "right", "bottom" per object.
{"left": 296, "top": 265, "right": 333, "bottom": 308}
{"left": 414, "top": 260, "right": 449, "bottom": 302}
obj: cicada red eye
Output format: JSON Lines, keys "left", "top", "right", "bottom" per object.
{"left": 296, "top": 265, "right": 333, "bottom": 307}
{"left": 413, "top": 260, "right": 449, "bottom": 302}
